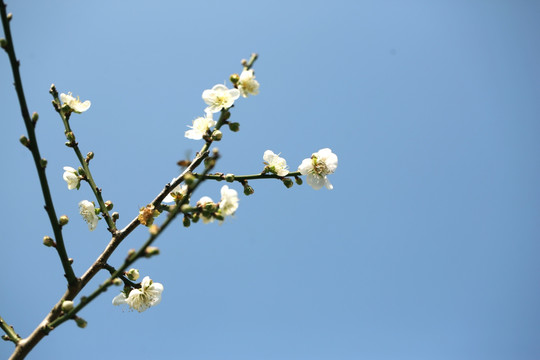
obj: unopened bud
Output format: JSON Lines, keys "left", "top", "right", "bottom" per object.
{"left": 65, "top": 131, "right": 75, "bottom": 142}
{"left": 31, "top": 112, "right": 39, "bottom": 124}
{"left": 61, "top": 300, "right": 74, "bottom": 312}
{"left": 77, "top": 167, "right": 86, "bottom": 176}
{"left": 127, "top": 248, "right": 136, "bottom": 261}
{"left": 112, "top": 278, "right": 123, "bottom": 286}
{"left": 86, "top": 151, "right": 94, "bottom": 160}
{"left": 282, "top": 178, "right": 294, "bottom": 188}
{"left": 225, "top": 173, "right": 235, "bottom": 182}
{"left": 183, "top": 216, "right": 191, "bottom": 227}
{"left": 40, "top": 158, "right": 47, "bottom": 168}
{"left": 145, "top": 246, "right": 160, "bottom": 258}
{"left": 243, "top": 183, "right": 254, "bottom": 196}
{"left": 43, "top": 236, "right": 55, "bottom": 247}
{"left": 112, "top": 212, "right": 119, "bottom": 221}
{"left": 295, "top": 176, "right": 303, "bottom": 185}
{"left": 204, "top": 157, "right": 216, "bottom": 169}
{"left": 215, "top": 213, "right": 225, "bottom": 221}
{"left": 59, "top": 215, "right": 69, "bottom": 226}
{"left": 149, "top": 224, "right": 159, "bottom": 235}
{"left": 221, "top": 111, "right": 231, "bottom": 121}
{"left": 0, "top": 38, "right": 6, "bottom": 49}
{"left": 7, "top": 13, "right": 12, "bottom": 21}
{"left": 230, "top": 73, "right": 240, "bottom": 85}
{"left": 68, "top": 258, "right": 74, "bottom": 264}
{"left": 126, "top": 268, "right": 140, "bottom": 281}
{"left": 184, "top": 173, "right": 195, "bottom": 186}
{"left": 75, "top": 317, "right": 87, "bottom": 329}
{"left": 104, "top": 200, "right": 113, "bottom": 211}
{"left": 191, "top": 213, "right": 200, "bottom": 223}
{"left": 228, "top": 122, "right": 240, "bottom": 132}
{"left": 19, "top": 135, "right": 29, "bottom": 147}
{"left": 211, "top": 130, "right": 222, "bottom": 141}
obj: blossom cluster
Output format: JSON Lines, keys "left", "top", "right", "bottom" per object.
{"left": 112, "top": 275, "right": 163, "bottom": 313}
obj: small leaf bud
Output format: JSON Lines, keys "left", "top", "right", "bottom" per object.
{"left": 31, "top": 112, "right": 39, "bottom": 124}
{"left": 228, "top": 122, "right": 240, "bottom": 132}
{"left": 19, "top": 135, "right": 29, "bottom": 147}
{"left": 243, "top": 183, "right": 255, "bottom": 196}
{"left": 40, "top": 158, "right": 48, "bottom": 168}
{"left": 126, "top": 268, "right": 140, "bottom": 281}
{"left": 282, "top": 178, "right": 294, "bottom": 188}
{"left": 295, "top": 176, "right": 303, "bottom": 185}
{"left": 43, "top": 236, "right": 56, "bottom": 247}
{"left": 225, "top": 173, "right": 235, "bottom": 182}
{"left": 112, "top": 212, "right": 119, "bottom": 221}
{"left": 144, "top": 246, "right": 160, "bottom": 258}
{"left": 183, "top": 216, "right": 191, "bottom": 227}
{"left": 61, "top": 300, "right": 74, "bottom": 312}
{"left": 230, "top": 73, "right": 240, "bottom": 85}
{"left": 58, "top": 215, "right": 69, "bottom": 226}
{"left": 184, "top": 173, "right": 195, "bottom": 186}
{"left": 211, "top": 130, "right": 223, "bottom": 141}
{"left": 75, "top": 317, "right": 87, "bottom": 329}
{"left": 104, "top": 200, "right": 113, "bottom": 211}
{"left": 112, "top": 278, "right": 123, "bottom": 286}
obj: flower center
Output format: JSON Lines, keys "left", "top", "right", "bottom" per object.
{"left": 311, "top": 156, "right": 328, "bottom": 176}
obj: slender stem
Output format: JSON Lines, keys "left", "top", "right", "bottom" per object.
{"left": 49, "top": 86, "right": 117, "bottom": 233}
{"left": 0, "top": 315, "right": 21, "bottom": 344}
{"left": 0, "top": 1, "right": 77, "bottom": 286}
{"left": 195, "top": 171, "right": 301, "bottom": 182}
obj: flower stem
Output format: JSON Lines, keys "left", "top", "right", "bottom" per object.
{"left": 0, "top": 0, "right": 77, "bottom": 286}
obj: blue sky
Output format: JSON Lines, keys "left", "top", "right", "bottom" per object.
{"left": 1, "top": 1, "right": 540, "bottom": 359}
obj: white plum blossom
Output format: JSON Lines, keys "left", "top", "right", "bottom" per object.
{"left": 298, "top": 148, "right": 338, "bottom": 190}
{"left": 238, "top": 69, "right": 260, "bottom": 97}
{"left": 185, "top": 112, "right": 216, "bottom": 140}
{"left": 62, "top": 166, "right": 80, "bottom": 190}
{"left": 197, "top": 196, "right": 215, "bottom": 223}
{"left": 79, "top": 200, "right": 99, "bottom": 231}
{"left": 263, "top": 150, "right": 289, "bottom": 177}
{"left": 112, "top": 276, "right": 163, "bottom": 313}
{"left": 202, "top": 84, "right": 240, "bottom": 113}
{"left": 219, "top": 185, "right": 239, "bottom": 216}
{"left": 60, "top": 92, "right": 91, "bottom": 113}
{"left": 163, "top": 184, "right": 188, "bottom": 203}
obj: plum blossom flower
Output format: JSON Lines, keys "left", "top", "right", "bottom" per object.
{"left": 238, "top": 69, "right": 260, "bottom": 97}
{"left": 197, "top": 196, "right": 215, "bottom": 223}
{"left": 202, "top": 84, "right": 240, "bottom": 113}
{"left": 63, "top": 166, "right": 80, "bottom": 190}
{"left": 298, "top": 148, "right": 338, "bottom": 190}
{"left": 185, "top": 112, "right": 216, "bottom": 140}
{"left": 263, "top": 150, "right": 289, "bottom": 177}
{"left": 60, "top": 92, "right": 91, "bottom": 113}
{"left": 219, "top": 185, "right": 239, "bottom": 216}
{"left": 79, "top": 200, "right": 99, "bottom": 231}
{"left": 112, "top": 276, "right": 164, "bottom": 313}
{"left": 163, "top": 184, "right": 188, "bottom": 203}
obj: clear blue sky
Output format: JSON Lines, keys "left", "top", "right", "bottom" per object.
{"left": 2, "top": 1, "right": 540, "bottom": 359}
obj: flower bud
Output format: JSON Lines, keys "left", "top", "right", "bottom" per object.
{"left": 182, "top": 216, "right": 191, "bottom": 227}
{"left": 75, "top": 317, "right": 87, "bottom": 329}
{"left": 184, "top": 173, "right": 195, "bottom": 186}
{"left": 229, "top": 73, "right": 240, "bottom": 85}
{"left": 31, "top": 112, "right": 39, "bottom": 124}
{"left": 149, "top": 224, "right": 159, "bottom": 235}
{"left": 19, "top": 135, "right": 29, "bottom": 147}
{"left": 65, "top": 131, "right": 75, "bottom": 142}
{"left": 58, "top": 215, "right": 69, "bottom": 226}
{"left": 191, "top": 213, "right": 200, "bottom": 223}
{"left": 61, "top": 300, "right": 74, "bottom": 312}
{"left": 282, "top": 178, "right": 294, "bottom": 188}
{"left": 104, "top": 200, "right": 113, "bottom": 211}
{"left": 294, "top": 176, "right": 303, "bottom": 185}
{"left": 127, "top": 248, "right": 136, "bottom": 261}
{"left": 126, "top": 268, "right": 140, "bottom": 281}
{"left": 40, "top": 158, "right": 48, "bottom": 168}
{"left": 69, "top": 258, "right": 74, "bottom": 264}
{"left": 144, "top": 246, "right": 160, "bottom": 258}
{"left": 43, "top": 236, "right": 56, "bottom": 247}
{"left": 225, "top": 173, "right": 235, "bottom": 182}
{"left": 112, "top": 278, "right": 123, "bottom": 286}
{"left": 228, "top": 122, "right": 240, "bottom": 132}
{"left": 215, "top": 213, "right": 225, "bottom": 221}
{"left": 211, "top": 130, "right": 222, "bottom": 141}
{"left": 86, "top": 151, "right": 94, "bottom": 160}
{"left": 7, "top": 13, "right": 12, "bottom": 21}
{"left": 112, "top": 212, "right": 119, "bottom": 221}
{"left": 243, "top": 183, "right": 254, "bottom": 196}
{"left": 77, "top": 167, "right": 86, "bottom": 176}
{"left": 0, "top": 38, "right": 7, "bottom": 49}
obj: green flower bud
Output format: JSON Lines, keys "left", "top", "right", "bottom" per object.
{"left": 295, "top": 176, "right": 303, "bottom": 185}
{"left": 86, "top": 151, "right": 94, "bottom": 160}
{"left": 282, "top": 178, "right": 294, "bottom": 188}
{"left": 0, "top": 38, "right": 7, "bottom": 49}
{"left": 228, "top": 122, "right": 240, "bottom": 132}
{"left": 127, "top": 249, "right": 136, "bottom": 261}
{"left": 144, "top": 246, "right": 160, "bottom": 258}
{"left": 65, "top": 131, "right": 75, "bottom": 142}
{"left": 112, "top": 212, "right": 119, "bottom": 221}
{"left": 183, "top": 216, "right": 191, "bottom": 227}
{"left": 243, "top": 183, "right": 254, "bottom": 196}
{"left": 77, "top": 167, "right": 86, "bottom": 176}
{"left": 191, "top": 213, "right": 200, "bottom": 223}
{"left": 43, "top": 236, "right": 55, "bottom": 247}
{"left": 211, "top": 130, "right": 223, "bottom": 141}
{"left": 105, "top": 200, "right": 113, "bottom": 211}
{"left": 75, "top": 317, "right": 87, "bottom": 329}
{"left": 31, "top": 112, "right": 39, "bottom": 124}
{"left": 225, "top": 173, "right": 235, "bottom": 182}
{"left": 112, "top": 278, "right": 123, "bottom": 286}
{"left": 40, "top": 158, "right": 48, "bottom": 168}
{"left": 184, "top": 173, "right": 195, "bottom": 186}
{"left": 126, "top": 268, "right": 140, "bottom": 281}
{"left": 58, "top": 215, "right": 69, "bottom": 226}
{"left": 230, "top": 73, "right": 240, "bottom": 85}
{"left": 19, "top": 135, "right": 29, "bottom": 147}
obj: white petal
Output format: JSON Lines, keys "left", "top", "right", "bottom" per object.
{"left": 298, "top": 158, "right": 312, "bottom": 175}
{"left": 112, "top": 293, "right": 127, "bottom": 306}
{"left": 306, "top": 174, "right": 325, "bottom": 190}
